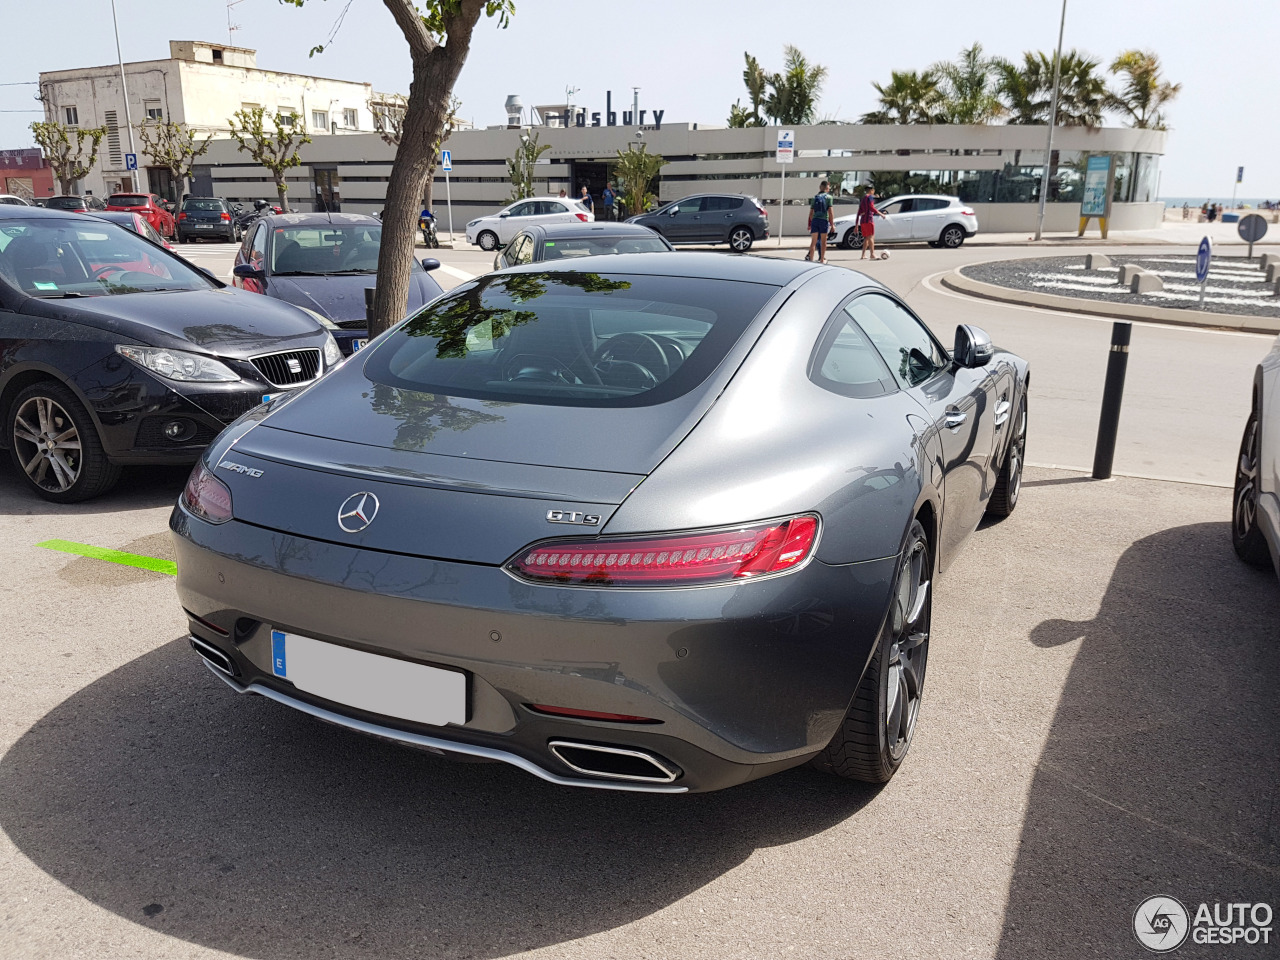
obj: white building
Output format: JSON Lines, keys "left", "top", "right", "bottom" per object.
{"left": 38, "top": 41, "right": 390, "bottom": 200}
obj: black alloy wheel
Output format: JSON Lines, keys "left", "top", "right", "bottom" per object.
{"left": 477, "top": 230, "right": 499, "bottom": 252}
{"left": 8, "top": 381, "right": 120, "bottom": 502}
{"left": 1232, "top": 408, "right": 1272, "bottom": 567}
{"left": 812, "top": 519, "right": 931, "bottom": 783}
{"left": 940, "top": 224, "right": 966, "bottom": 248}
{"left": 987, "top": 396, "right": 1027, "bottom": 518}
{"left": 728, "top": 226, "right": 754, "bottom": 253}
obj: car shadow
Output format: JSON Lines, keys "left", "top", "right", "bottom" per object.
{"left": 996, "top": 522, "right": 1280, "bottom": 959}
{"left": 0, "top": 459, "right": 189, "bottom": 515}
{"left": 0, "top": 639, "right": 875, "bottom": 959}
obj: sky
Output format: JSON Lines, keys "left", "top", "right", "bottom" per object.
{"left": 2, "top": 0, "right": 1275, "bottom": 199}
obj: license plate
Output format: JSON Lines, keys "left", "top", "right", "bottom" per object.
{"left": 352, "top": 339, "right": 368, "bottom": 351}
{"left": 270, "top": 630, "right": 466, "bottom": 726}
{"left": 195, "top": 224, "right": 214, "bottom": 229}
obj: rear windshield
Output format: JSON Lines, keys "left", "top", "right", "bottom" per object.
{"left": 46, "top": 197, "right": 85, "bottom": 209}
{"left": 0, "top": 219, "right": 209, "bottom": 297}
{"left": 270, "top": 222, "right": 418, "bottom": 276}
{"left": 109, "top": 195, "right": 148, "bottom": 207}
{"left": 362, "top": 271, "right": 777, "bottom": 407}
{"left": 542, "top": 236, "right": 669, "bottom": 259}
{"left": 182, "top": 199, "right": 225, "bottom": 212}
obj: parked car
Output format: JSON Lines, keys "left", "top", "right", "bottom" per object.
{"left": 46, "top": 194, "right": 107, "bottom": 213}
{"left": 494, "top": 222, "right": 673, "bottom": 270}
{"left": 232, "top": 212, "right": 444, "bottom": 355}
{"left": 0, "top": 194, "right": 31, "bottom": 206}
{"left": 626, "top": 194, "right": 770, "bottom": 252}
{"left": 465, "top": 197, "right": 594, "bottom": 251}
{"left": 0, "top": 205, "right": 342, "bottom": 502}
{"left": 91, "top": 210, "right": 174, "bottom": 250}
{"left": 173, "top": 251, "right": 1029, "bottom": 794}
{"left": 831, "top": 195, "right": 979, "bottom": 250}
{"left": 177, "top": 197, "right": 239, "bottom": 243}
{"left": 105, "top": 193, "right": 176, "bottom": 239}
{"left": 1232, "top": 334, "right": 1280, "bottom": 582}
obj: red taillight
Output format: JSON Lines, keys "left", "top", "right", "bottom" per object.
{"left": 182, "top": 461, "right": 233, "bottom": 524}
{"left": 961, "top": 208, "right": 975, "bottom": 216}
{"left": 220, "top": 212, "right": 231, "bottom": 221}
{"left": 575, "top": 212, "right": 589, "bottom": 222}
{"left": 177, "top": 212, "right": 187, "bottom": 220}
{"left": 506, "top": 515, "right": 819, "bottom": 587}
{"left": 528, "top": 704, "right": 659, "bottom": 723}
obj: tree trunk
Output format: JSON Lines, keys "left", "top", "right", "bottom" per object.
{"left": 371, "top": 0, "right": 485, "bottom": 338}
{"left": 59, "top": 175, "right": 73, "bottom": 195}
{"left": 276, "top": 176, "right": 290, "bottom": 213}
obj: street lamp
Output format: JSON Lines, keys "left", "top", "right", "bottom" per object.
{"left": 1034, "top": 0, "right": 1068, "bottom": 242}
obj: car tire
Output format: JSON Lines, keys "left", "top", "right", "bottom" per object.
{"left": 477, "top": 230, "right": 499, "bottom": 252}
{"left": 939, "top": 224, "right": 966, "bottom": 248}
{"left": 842, "top": 227, "right": 861, "bottom": 250}
{"left": 811, "top": 518, "right": 931, "bottom": 784}
{"left": 1232, "top": 406, "right": 1272, "bottom": 567}
{"left": 7, "top": 381, "right": 120, "bottom": 503}
{"left": 176, "top": 233, "right": 186, "bottom": 244}
{"left": 728, "top": 226, "right": 754, "bottom": 253}
{"left": 987, "top": 395, "right": 1027, "bottom": 519}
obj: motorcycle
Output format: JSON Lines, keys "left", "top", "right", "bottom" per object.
{"left": 420, "top": 209, "right": 439, "bottom": 248}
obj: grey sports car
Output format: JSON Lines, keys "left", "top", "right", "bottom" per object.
{"left": 172, "top": 253, "right": 1029, "bottom": 793}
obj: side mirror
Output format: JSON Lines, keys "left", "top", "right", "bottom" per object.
{"left": 420, "top": 258, "right": 441, "bottom": 272}
{"left": 953, "top": 324, "right": 994, "bottom": 368}
{"left": 233, "top": 263, "right": 264, "bottom": 280}
{"left": 667, "top": 208, "right": 678, "bottom": 216}
{"left": 499, "top": 211, "right": 510, "bottom": 218}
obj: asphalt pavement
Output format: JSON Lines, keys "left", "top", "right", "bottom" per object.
{"left": 0, "top": 235, "right": 1275, "bottom": 960}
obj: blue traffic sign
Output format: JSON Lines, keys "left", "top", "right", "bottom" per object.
{"left": 124, "top": 153, "right": 137, "bottom": 171}
{"left": 440, "top": 149, "right": 452, "bottom": 172}
{"left": 1195, "top": 237, "right": 1212, "bottom": 283}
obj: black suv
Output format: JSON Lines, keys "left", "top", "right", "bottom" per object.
{"left": 177, "top": 197, "right": 238, "bottom": 243}
{"left": 46, "top": 194, "right": 107, "bottom": 213}
{"left": 626, "top": 193, "right": 769, "bottom": 252}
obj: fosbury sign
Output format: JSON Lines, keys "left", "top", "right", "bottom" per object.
{"left": 546, "top": 91, "right": 664, "bottom": 130}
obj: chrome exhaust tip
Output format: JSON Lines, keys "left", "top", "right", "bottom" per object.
{"left": 548, "top": 740, "right": 681, "bottom": 784}
{"left": 189, "top": 635, "right": 236, "bottom": 677}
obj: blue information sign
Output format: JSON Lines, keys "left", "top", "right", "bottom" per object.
{"left": 1080, "top": 155, "right": 1112, "bottom": 217}
{"left": 1195, "top": 237, "right": 1212, "bottom": 283}
{"left": 440, "top": 149, "right": 452, "bottom": 172}
{"left": 124, "top": 153, "right": 137, "bottom": 171}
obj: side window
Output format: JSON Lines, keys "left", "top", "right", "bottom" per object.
{"left": 878, "top": 201, "right": 901, "bottom": 216}
{"left": 674, "top": 197, "right": 705, "bottom": 214}
{"left": 703, "top": 196, "right": 730, "bottom": 212}
{"left": 509, "top": 202, "right": 535, "bottom": 217}
{"left": 810, "top": 304, "right": 896, "bottom": 398}
{"left": 511, "top": 234, "right": 533, "bottom": 264}
{"left": 249, "top": 224, "right": 267, "bottom": 265}
{"left": 916, "top": 198, "right": 948, "bottom": 211}
{"left": 896, "top": 199, "right": 917, "bottom": 213}
{"left": 845, "top": 294, "right": 948, "bottom": 388}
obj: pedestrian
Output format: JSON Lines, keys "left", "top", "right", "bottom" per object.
{"left": 603, "top": 181, "right": 617, "bottom": 221}
{"left": 857, "top": 184, "right": 885, "bottom": 261}
{"left": 579, "top": 185, "right": 594, "bottom": 216}
{"left": 804, "top": 180, "right": 833, "bottom": 264}
{"left": 558, "top": 188, "right": 567, "bottom": 198}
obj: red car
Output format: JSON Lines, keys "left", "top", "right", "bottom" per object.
{"left": 105, "top": 193, "right": 176, "bottom": 239}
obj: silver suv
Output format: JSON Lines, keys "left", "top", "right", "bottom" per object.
{"left": 627, "top": 194, "right": 769, "bottom": 252}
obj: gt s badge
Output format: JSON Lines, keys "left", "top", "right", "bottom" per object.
{"left": 546, "top": 509, "right": 601, "bottom": 526}
{"left": 217, "top": 460, "right": 264, "bottom": 478}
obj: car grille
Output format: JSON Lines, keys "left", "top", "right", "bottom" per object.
{"left": 335, "top": 319, "right": 368, "bottom": 330}
{"left": 251, "top": 348, "right": 321, "bottom": 387}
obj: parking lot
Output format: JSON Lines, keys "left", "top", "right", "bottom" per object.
{"left": 1, "top": 237, "right": 1277, "bottom": 959}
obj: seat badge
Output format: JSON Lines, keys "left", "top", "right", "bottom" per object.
{"left": 546, "top": 509, "right": 601, "bottom": 526}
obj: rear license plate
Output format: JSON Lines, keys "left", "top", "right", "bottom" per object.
{"left": 270, "top": 629, "right": 466, "bottom": 726}
{"left": 195, "top": 223, "right": 214, "bottom": 229}
{"left": 352, "top": 339, "right": 368, "bottom": 351}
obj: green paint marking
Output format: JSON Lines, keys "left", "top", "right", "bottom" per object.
{"left": 37, "top": 539, "right": 177, "bottom": 576}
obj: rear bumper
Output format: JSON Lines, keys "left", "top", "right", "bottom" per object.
{"left": 179, "top": 226, "right": 236, "bottom": 241}
{"left": 171, "top": 506, "right": 897, "bottom": 792}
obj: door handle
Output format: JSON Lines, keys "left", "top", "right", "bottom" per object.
{"left": 943, "top": 406, "right": 967, "bottom": 429}
{"left": 994, "top": 396, "right": 1011, "bottom": 426}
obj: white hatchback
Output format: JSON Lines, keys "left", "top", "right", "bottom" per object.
{"left": 466, "top": 197, "right": 594, "bottom": 251}
{"left": 831, "top": 194, "right": 978, "bottom": 249}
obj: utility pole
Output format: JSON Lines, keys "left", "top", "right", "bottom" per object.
{"left": 1034, "top": 0, "right": 1068, "bottom": 242}
{"left": 109, "top": 0, "right": 137, "bottom": 190}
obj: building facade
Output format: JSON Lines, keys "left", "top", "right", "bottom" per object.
{"left": 0, "top": 148, "right": 54, "bottom": 201}
{"left": 38, "top": 41, "right": 388, "bottom": 200}
{"left": 199, "top": 118, "right": 1167, "bottom": 235}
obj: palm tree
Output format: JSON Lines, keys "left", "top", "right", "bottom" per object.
{"left": 762, "top": 46, "right": 828, "bottom": 125}
{"left": 1108, "top": 50, "right": 1181, "bottom": 129}
{"left": 933, "top": 43, "right": 1005, "bottom": 124}
{"left": 995, "top": 50, "right": 1109, "bottom": 128}
{"left": 743, "top": 53, "right": 769, "bottom": 125}
{"left": 1054, "top": 50, "right": 1110, "bottom": 128}
{"left": 860, "top": 70, "right": 946, "bottom": 124}
{"left": 994, "top": 53, "right": 1052, "bottom": 123}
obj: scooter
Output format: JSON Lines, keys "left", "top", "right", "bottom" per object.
{"left": 420, "top": 209, "right": 439, "bottom": 248}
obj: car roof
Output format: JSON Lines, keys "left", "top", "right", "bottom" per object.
{"left": 259, "top": 212, "right": 381, "bottom": 226}
{"left": 885, "top": 194, "right": 960, "bottom": 202}
{"left": 529, "top": 222, "right": 665, "bottom": 239}
{"left": 0, "top": 204, "right": 98, "bottom": 221}
{"left": 91, "top": 211, "right": 141, "bottom": 223}
{"left": 500, "top": 250, "right": 819, "bottom": 285}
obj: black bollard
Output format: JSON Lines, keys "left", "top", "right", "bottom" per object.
{"left": 364, "top": 286, "right": 376, "bottom": 324}
{"left": 1092, "top": 321, "right": 1132, "bottom": 479}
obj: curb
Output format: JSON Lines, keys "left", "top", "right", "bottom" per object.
{"left": 941, "top": 268, "right": 1280, "bottom": 335}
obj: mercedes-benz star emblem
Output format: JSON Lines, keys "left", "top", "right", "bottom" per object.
{"left": 337, "top": 492, "right": 380, "bottom": 533}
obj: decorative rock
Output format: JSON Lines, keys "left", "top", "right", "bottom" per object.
{"left": 1085, "top": 253, "right": 1111, "bottom": 270}
{"left": 1267, "top": 262, "right": 1280, "bottom": 283}
{"left": 1261, "top": 253, "right": 1279, "bottom": 271}
{"left": 1130, "top": 272, "right": 1164, "bottom": 294}
{"left": 1117, "top": 264, "right": 1146, "bottom": 285}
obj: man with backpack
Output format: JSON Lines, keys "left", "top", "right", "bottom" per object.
{"left": 805, "top": 180, "right": 833, "bottom": 264}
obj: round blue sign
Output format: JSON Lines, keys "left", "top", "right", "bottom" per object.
{"left": 1195, "top": 237, "right": 1212, "bottom": 283}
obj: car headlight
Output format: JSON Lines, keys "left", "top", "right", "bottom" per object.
{"left": 322, "top": 333, "right": 343, "bottom": 368}
{"left": 295, "top": 305, "right": 338, "bottom": 330}
{"left": 467, "top": 219, "right": 481, "bottom": 227}
{"left": 115, "top": 344, "right": 239, "bottom": 382}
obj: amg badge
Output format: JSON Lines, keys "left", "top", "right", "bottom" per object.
{"left": 546, "top": 509, "right": 601, "bottom": 526}
{"left": 217, "top": 460, "right": 264, "bottom": 478}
